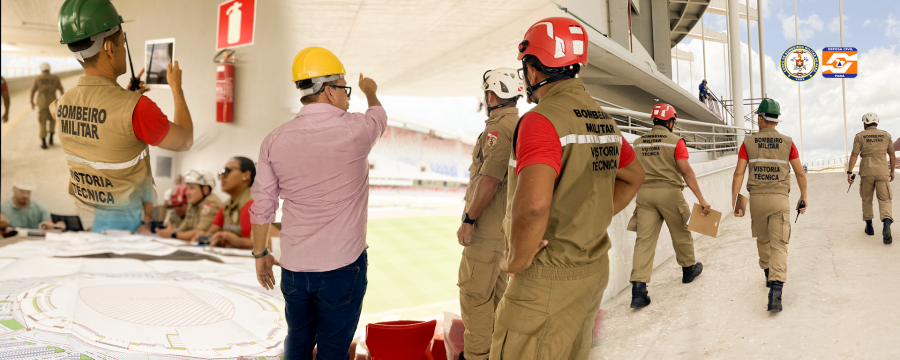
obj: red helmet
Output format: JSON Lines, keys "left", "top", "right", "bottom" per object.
{"left": 517, "top": 17, "right": 588, "bottom": 68}
{"left": 651, "top": 103, "right": 677, "bottom": 122}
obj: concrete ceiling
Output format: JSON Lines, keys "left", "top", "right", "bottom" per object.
{"left": 0, "top": 0, "right": 71, "bottom": 56}
{"left": 668, "top": 0, "right": 711, "bottom": 47}
{"left": 283, "top": 0, "right": 557, "bottom": 97}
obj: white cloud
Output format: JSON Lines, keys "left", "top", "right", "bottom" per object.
{"left": 863, "top": 19, "right": 871, "bottom": 26}
{"left": 886, "top": 13, "right": 900, "bottom": 38}
{"left": 676, "top": 38, "right": 900, "bottom": 163}
{"left": 780, "top": 12, "right": 824, "bottom": 42}
{"left": 828, "top": 14, "right": 848, "bottom": 34}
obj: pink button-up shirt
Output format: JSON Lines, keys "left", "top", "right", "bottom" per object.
{"left": 251, "top": 103, "right": 387, "bottom": 272}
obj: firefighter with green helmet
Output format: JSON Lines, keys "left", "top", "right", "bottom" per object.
{"left": 54, "top": 0, "right": 195, "bottom": 233}
{"left": 730, "top": 98, "right": 808, "bottom": 312}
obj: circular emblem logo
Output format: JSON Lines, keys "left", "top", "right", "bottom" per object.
{"left": 781, "top": 45, "right": 819, "bottom": 82}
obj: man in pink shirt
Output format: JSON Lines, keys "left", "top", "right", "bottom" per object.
{"left": 249, "top": 47, "right": 385, "bottom": 360}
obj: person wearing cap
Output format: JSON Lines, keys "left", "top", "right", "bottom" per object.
{"left": 847, "top": 112, "right": 894, "bottom": 244}
{"left": 627, "top": 103, "right": 711, "bottom": 309}
{"left": 191, "top": 157, "right": 257, "bottom": 249}
{"left": 731, "top": 99, "right": 807, "bottom": 312}
{"left": 30, "top": 63, "right": 65, "bottom": 149}
{"left": 53, "top": 0, "right": 194, "bottom": 234}
{"left": 456, "top": 68, "right": 523, "bottom": 360}
{"left": 157, "top": 170, "right": 222, "bottom": 241}
{"left": 166, "top": 184, "right": 188, "bottom": 229}
{"left": 250, "top": 46, "right": 385, "bottom": 359}
{"left": 491, "top": 17, "right": 645, "bottom": 358}
{"left": 699, "top": 80, "right": 708, "bottom": 103}
{"left": 1, "top": 181, "right": 65, "bottom": 230}
{"left": 1, "top": 76, "right": 10, "bottom": 123}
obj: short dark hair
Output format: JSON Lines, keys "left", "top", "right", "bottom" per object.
{"left": 67, "top": 28, "right": 122, "bottom": 67}
{"left": 522, "top": 55, "right": 580, "bottom": 80}
{"left": 653, "top": 118, "right": 674, "bottom": 127}
{"left": 233, "top": 156, "right": 257, "bottom": 186}
{"left": 299, "top": 79, "right": 340, "bottom": 105}
{"left": 759, "top": 113, "right": 779, "bottom": 126}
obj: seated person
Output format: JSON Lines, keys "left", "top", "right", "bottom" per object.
{"left": 1, "top": 181, "right": 65, "bottom": 230}
{"left": 166, "top": 188, "right": 189, "bottom": 229}
{"left": 156, "top": 170, "right": 221, "bottom": 240}
{"left": 0, "top": 214, "right": 9, "bottom": 229}
{"left": 193, "top": 157, "right": 256, "bottom": 248}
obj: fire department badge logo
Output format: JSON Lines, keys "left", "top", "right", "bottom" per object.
{"left": 822, "top": 47, "right": 857, "bottom": 78}
{"left": 487, "top": 132, "right": 498, "bottom": 147}
{"left": 781, "top": 44, "right": 819, "bottom": 82}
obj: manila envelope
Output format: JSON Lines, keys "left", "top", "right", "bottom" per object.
{"left": 734, "top": 194, "right": 748, "bottom": 215}
{"left": 687, "top": 203, "right": 723, "bottom": 238}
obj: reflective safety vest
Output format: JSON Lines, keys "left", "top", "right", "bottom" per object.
{"left": 51, "top": 76, "right": 152, "bottom": 214}
{"left": 505, "top": 78, "right": 623, "bottom": 271}
{"left": 634, "top": 125, "right": 684, "bottom": 188}
{"left": 744, "top": 127, "right": 793, "bottom": 196}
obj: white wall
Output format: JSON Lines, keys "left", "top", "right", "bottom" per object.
{"left": 602, "top": 155, "right": 744, "bottom": 304}
{"left": 109, "top": 0, "right": 295, "bottom": 203}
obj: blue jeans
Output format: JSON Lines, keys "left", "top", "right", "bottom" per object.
{"left": 281, "top": 250, "right": 368, "bottom": 360}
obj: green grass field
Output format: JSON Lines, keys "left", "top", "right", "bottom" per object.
{"left": 359, "top": 214, "right": 462, "bottom": 324}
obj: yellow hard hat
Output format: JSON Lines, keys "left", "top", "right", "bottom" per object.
{"left": 291, "top": 47, "right": 345, "bottom": 82}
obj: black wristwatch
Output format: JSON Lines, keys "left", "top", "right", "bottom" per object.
{"left": 847, "top": 171, "right": 853, "bottom": 174}
{"left": 171, "top": 231, "right": 177, "bottom": 239}
{"left": 462, "top": 213, "right": 476, "bottom": 225}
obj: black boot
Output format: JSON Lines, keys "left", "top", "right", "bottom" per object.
{"left": 458, "top": 352, "right": 466, "bottom": 360}
{"left": 630, "top": 282, "right": 651, "bottom": 309}
{"left": 764, "top": 268, "right": 771, "bottom": 288}
{"left": 884, "top": 219, "right": 893, "bottom": 244}
{"left": 768, "top": 281, "right": 784, "bottom": 312}
{"left": 40, "top": 138, "right": 48, "bottom": 149}
{"left": 865, "top": 220, "right": 875, "bottom": 235}
{"left": 682, "top": 262, "right": 703, "bottom": 283}
{"left": 48, "top": 133, "right": 54, "bottom": 146}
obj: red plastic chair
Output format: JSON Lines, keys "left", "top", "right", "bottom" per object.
{"left": 366, "top": 320, "right": 437, "bottom": 360}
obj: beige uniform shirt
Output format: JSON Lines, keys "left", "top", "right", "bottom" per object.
{"left": 178, "top": 194, "right": 223, "bottom": 232}
{"left": 852, "top": 127, "right": 894, "bottom": 176}
{"left": 464, "top": 107, "right": 518, "bottom": 239}
{"left": 32, "top": 73, "right": 63, "bottom": 108}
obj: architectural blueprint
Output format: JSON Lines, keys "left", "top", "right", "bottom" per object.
{"left": 0, "top": 258, "right": 285, "bottom": 359}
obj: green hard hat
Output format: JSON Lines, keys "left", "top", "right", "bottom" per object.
{"left": 757, "top": 99, "right": 781, "bottom": 116}
{"left": 58, "top": 0, "right": 124, "bottom": 44}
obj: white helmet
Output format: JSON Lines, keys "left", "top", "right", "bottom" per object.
{"left": 39, "top": 63, "right": 51, "bottom": 72}
{"left": 183, "top": 170, "right": 216, "bottom": 188}
{"left": 482, "top": 67, "right": 525, "bottom": 100}
{"left": 862, "top": 112, "right": 879, "bottom": 125}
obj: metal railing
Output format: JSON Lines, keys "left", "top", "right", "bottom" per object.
{"left": 804, "top": 156, "right": 850, "bottom": 169}
{"left": 704, "top": 88, "right": 724, "bottom": 120}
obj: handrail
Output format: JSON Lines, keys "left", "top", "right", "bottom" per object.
{"left": 603, "top": 106, "right": 751, "bottom": 131}
{"left": 697, "top": 164, "right": 737, "bottom": 178}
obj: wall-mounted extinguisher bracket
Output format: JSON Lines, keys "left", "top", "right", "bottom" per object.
{"left": 215, "top": 50, "right": 237, "bottom": 123}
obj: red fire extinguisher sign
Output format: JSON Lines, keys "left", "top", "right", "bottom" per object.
{"left": 216, "top": 62, "right": 234, "bottom": 123}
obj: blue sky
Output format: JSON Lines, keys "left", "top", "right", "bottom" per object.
{"left": 675, "top": 0, "right": 899, "bottom": 163}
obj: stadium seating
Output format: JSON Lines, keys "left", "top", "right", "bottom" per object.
{"left": 369, "top": 126, "right": 474, "bottom": 181}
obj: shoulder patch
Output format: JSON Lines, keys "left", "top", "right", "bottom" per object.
{"left": 202, "top": 203, "right": 213, "bottom": 215}
{"left": 487, "top": 132, "right": 499, "bottom": 147}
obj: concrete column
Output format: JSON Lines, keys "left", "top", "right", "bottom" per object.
{"left": 757, "top": 0, "right": 767, "bottom": 98}
{"left": 652, "top": 0, "right": 672, "bottom": 78}
{"left": 746, "top": 0, "right": 755, "bottom": 130}
{"left": 609, "top": 0, "right": 632, "bottom": 51}
{"left": 727, "top": 0, "right": 746, "bottom": 145}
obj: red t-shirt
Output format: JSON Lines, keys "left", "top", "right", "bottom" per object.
{"left": 738, "top": 142, "right": 800, "bottom": 161}
{"left": 1, "top": 78, "right": 7, "bottom": 93}
{"left": 132, "top": 96, "right": 170, "bottom": 146}
{"left": 212, "top": 200, "right": 255, "bottom": 237}
{"left": 515, "top": 113, "right": 635, "bottom": 177}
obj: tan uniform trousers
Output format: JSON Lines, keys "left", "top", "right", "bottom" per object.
{"left": 859, "top": 175, "right": 893, "bottom": 221}
{"left": 750, "top": 194, "right": 791, "bottom": 283}
{"left": 458, "top": 236, "right": 508, "bottom": 360}
{"left": 490, "top": 255, "right": 609, "bottom": 360}
{"left": 629, "top": 187, "right": 695, "bottom": 283}
{"left": 38, "top": 107, "right": 55, "bottom": 139}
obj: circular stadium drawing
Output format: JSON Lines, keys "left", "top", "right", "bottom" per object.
{"left": 79, "top": 284, "right": 236, "bottom": 327}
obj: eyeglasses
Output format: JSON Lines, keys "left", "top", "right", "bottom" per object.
{"left": 328, "top": 85, "right": 352, "bottom": 98}
{"left": 218, "top": 167, "right": 240, "bottom": 178}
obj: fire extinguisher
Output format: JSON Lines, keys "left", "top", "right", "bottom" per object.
{"left": 214, "top": 50, "right": 236, "bottom": 123}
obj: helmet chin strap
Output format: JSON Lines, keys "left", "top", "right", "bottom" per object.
{"left": 487, "top": 97, "right": 517, "bottom": 116}
{"left": 522, "top": 60, "right": 569, "bottom": 104}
